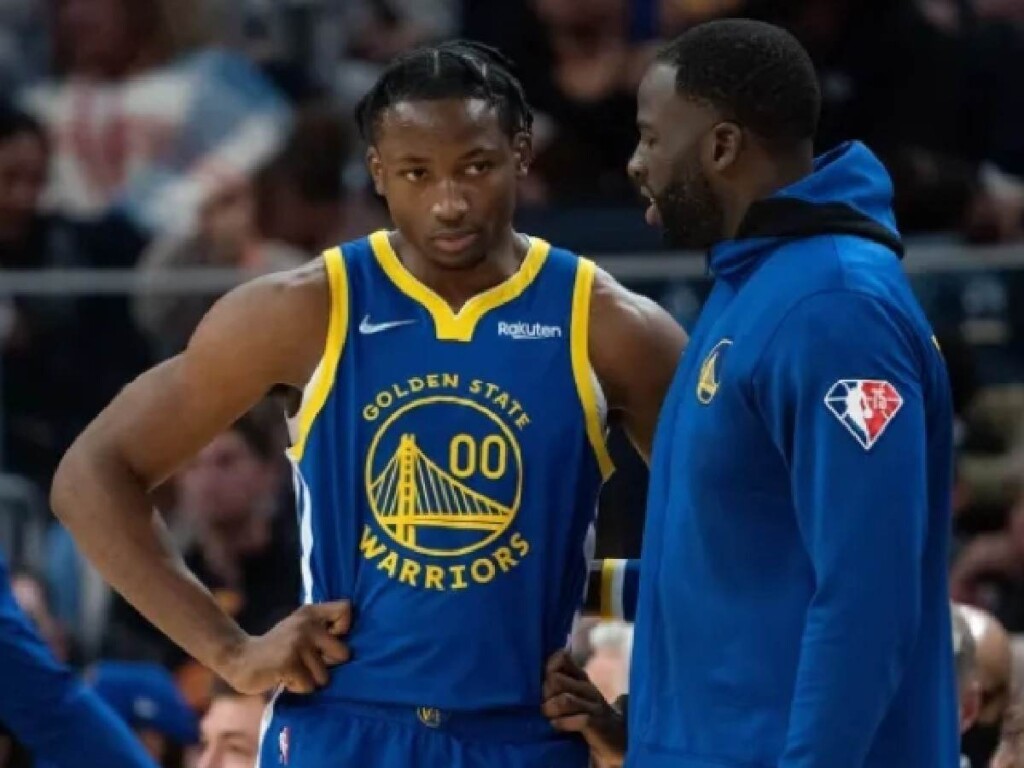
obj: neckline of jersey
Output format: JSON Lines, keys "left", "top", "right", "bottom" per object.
{"left": 368, "top": 229, "right": 551, "bottom": 342}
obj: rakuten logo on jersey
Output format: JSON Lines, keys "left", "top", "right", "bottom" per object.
{"left": 497, "top": 321, "right": 563, "bottom": 340}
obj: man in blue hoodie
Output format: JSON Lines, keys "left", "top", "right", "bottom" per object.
{"left": 0, "top": 554, "right": 156, "bottom": 767}
{"left": 543, "top": 19, "right": 960, "bottom": 768}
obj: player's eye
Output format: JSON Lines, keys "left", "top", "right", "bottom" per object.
{"left": 464, "top": 161, "right": 493, "bottom": 177}
{"left": 402, "top": 168, "right": 427, "bottom": 183}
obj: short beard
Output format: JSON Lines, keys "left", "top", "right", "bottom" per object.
{"left": 656, "top": 158, "right": 726, "bottom": 251}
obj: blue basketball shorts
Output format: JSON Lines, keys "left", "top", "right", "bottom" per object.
{"left": 257, "top": 693, "right": 590, "bottom": 767}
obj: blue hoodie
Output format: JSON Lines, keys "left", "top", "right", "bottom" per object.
{"left": 627, "top": 142, "right": 959, "bottom": 768}
{"left": 0, "top": 555, "right": 155, "bottom": 768}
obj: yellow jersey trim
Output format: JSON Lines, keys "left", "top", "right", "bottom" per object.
{"left": 287, "top": 247, "right": 348, "bottom": 462}
{"left": 368, "top": 230, "right": 550, "bottom": 342}
{"left": 571, "top": 258, "right": 615, "bottom": 481}
{"left": 600, "top": 558, "right": 617, "bottom": 619}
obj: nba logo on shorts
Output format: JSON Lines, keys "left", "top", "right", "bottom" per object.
{"left": 824, "top": 379, "right": 903, "bottom": 450}
{"left": 278, "top": 726, "right": 290, "bottom": 765}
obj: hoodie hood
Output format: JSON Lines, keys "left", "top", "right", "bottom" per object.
{"left": 708, "top": 141, "right": 903, "bottom": 280}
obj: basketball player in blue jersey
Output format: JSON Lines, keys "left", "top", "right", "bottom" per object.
{"left": 51, "top": 41, "right": 687, "bottom": 767}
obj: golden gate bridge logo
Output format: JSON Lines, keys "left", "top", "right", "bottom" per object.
{"left": 364, "top": 397, "right": 522, "bottom": 557}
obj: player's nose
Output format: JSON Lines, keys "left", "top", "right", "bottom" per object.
{"left": 432, "top": 180, "right": 469, "bottom": 224}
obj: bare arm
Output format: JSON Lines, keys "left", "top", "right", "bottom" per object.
{"left": 589, "top": 267, "right": 688, "bottom": 462}
{"left": 51, "top": 259, "right": 349, "bottom": 694}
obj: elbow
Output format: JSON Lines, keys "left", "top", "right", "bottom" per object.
{"left": 50, "top": 435, "right": 120, "bottom": 528}
{"left": 866, "top": 574, "right": 922, "bottom": 667}
{"left": 49, "top": 441, "right": 89, "bottom": 527}
{"left": 51, "top": 430, "right": 150, "bottom": 530}
{"left": 886, "top": 580, "right": 921, "bottom": 660}
{"left": 815, "top": 559, "right": 922, "bottom": 652}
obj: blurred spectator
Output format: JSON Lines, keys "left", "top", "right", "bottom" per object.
{"left": 465, "top": 0, "right": 648, "bottom": 205}
{"left": 955, "top": 382, "right": 1024, "bottom": 537}
{"left": 952, "top": 492, "right": 1024, "bottom": 631}
{"left": 334, "top": 0, "right": 458, "bottom": 110}
{"left": 993, "top": 704, "right": 1024, "bottom": 768}
{"left": 658, "top": 0, "right": 747, "bottom": 32}
{"left": 10, "top": 568, "right": 69, "bottom": 664}
{"left": 255, "top": 104, "right": 351, "bottom": 254}
{"left": 103, "top": 408, "right": 299, "bottom": 707}
{"left": 462, "top": 0, "right": 548, "bottom": 67}
{"left": 133, "top": 175, "right": 306, "bottom": 359}
{"left": 952, "top": 604, "right": 982, "bottom": 738}
{"left": 132, "top": 103, "right": 351, "bottom": 359}
{"left": 0, "top": 0, "right": 49, "bottom": 94}
{"left": 0, "top": 103, "right": 90, "bottom": 486}
{"left": 0, "top": 104, "right": 51, "bottom": 469}
{"left": 521, "top": 0, "right": 651, "bottom": 205}
{"left": 965, "top": 164, "right": 1024, "bottom": 245}
{"left": 345, "top": 0, "right": 457, "bottom": 64}
{"left": 959, "top": 604, "right": 1014, "bottom": 767}
{"left": 20, "top": 0, "right": 292, "bottom": 239}
{"left": 974, "top": 0, "right": 1024, "bottom": 26}
{"left": 583, "top": 620, "right": 632, "bottom": 704}
{"left": 743, "top": 0, "right": 1024, "bottom": 241}
{"left": 937, "top": 329, "right": 981, "bottom": 432}
{"left": 0, "top": 106, "right": 47, "bottom": 253}
{"left": 195, "top": 679, "right": 268, "bottom": 768}
{"left": 91, "top": 661, "right": 200, "bottom": 768}
{"left": 43, "top": 521, "right": 111, "bottom": 664}
{"left": 205, "top": 0, "right": 328, "bottom": 103}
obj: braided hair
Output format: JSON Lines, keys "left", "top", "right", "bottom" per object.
{"left": 355, "top": 40, "right": 533, "bottom": 143}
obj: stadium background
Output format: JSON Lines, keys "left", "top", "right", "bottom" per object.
{"left": 2, "top": 0, "right": 1024, "bottom": 763}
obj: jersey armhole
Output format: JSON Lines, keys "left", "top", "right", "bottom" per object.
{"left": 286, "top": 247, "right": 349, "bottom": 462}
{"left": 571, "top": 258, "right": 615, "bottom": 481}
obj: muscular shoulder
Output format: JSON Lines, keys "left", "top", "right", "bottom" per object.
{"left": 187, "top": 256, "right": 333, "bottom": 390}
{"left": 587, "top": 265, "right": 687, "bottom": 412}
{"left": 589, "top": 267, "right": 670, "bottom": 343}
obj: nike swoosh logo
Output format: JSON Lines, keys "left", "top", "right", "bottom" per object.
{"left": 359, "top": 315, "right": 418, "bottom": 335}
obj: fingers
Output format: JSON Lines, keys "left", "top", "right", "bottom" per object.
{"left": 545, "top": 649, "right": 571, "bottom": 674}
{"left": 310, "top": 626, "right": 351, "bottom": 665}
{"left": 307, "top": 600, "right": 352, "bottom": 634}
{"left": 543, "top": 672, "right": 602, "bottom": 703}
{"left": 270, "top": 602, "right": 354, "bottom": 697}
{"left": 281, "top": 666, "right": 315, "bottom": 694}
{"left": 299, "top": 602, "right": 352, "bottom": 665}
{"left": 328, "top": 612, "right": 350, "bottom": 636}
{"left": 550, "top": 714, "right": 591, "bottom": 733}
{"left": 542, "top": 691, "right": 598, "bottom": 722}
{"left": 300, "top": 644, "right": 329, "bottom": 687}
{"left": 545, "top": 649, "right": 588, "bottom": 681}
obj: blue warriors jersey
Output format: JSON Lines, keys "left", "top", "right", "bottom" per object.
{"left": 286, "top": 231, "right": 612, "bottom": 710}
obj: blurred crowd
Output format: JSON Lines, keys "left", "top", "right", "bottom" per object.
{"left": 1, "top": 0, "right": 1024, "bottom": 766}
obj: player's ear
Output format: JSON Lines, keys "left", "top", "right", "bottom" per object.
{"left": 512, "top": 132, "right": 533, "bottom": 178}
{"left": 704, "top": 121, "right": 742, "bottom": 174}
{"left": 366, "top": 146, "right": 385, "bottom": 196}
